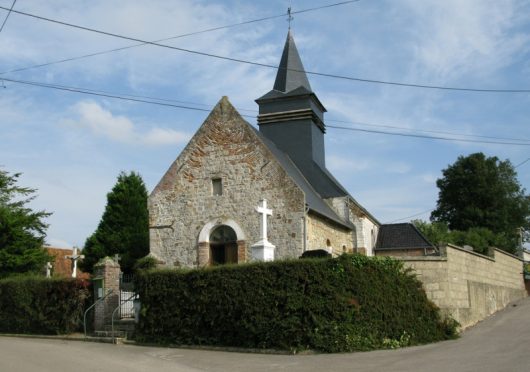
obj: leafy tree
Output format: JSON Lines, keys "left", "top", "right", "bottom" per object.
{"left": 413, "top": 220, "right": 513, "bottom": 255}
{"left": 80, "top": 171, "right": 149, "bottom": 273}
{"left": 0, "top": 169, "right": 51, "bottom": 277}
{"left": 431, "top": 153, "right": 530, "bottom": 253}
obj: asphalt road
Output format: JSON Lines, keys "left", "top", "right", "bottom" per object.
{"left": 1, "top": 297, "right": 529, "bottom": 372}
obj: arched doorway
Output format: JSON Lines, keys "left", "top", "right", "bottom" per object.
{"left": 209, "top": 225, "right": 238, "bottom": 265}
{"left": 197, "top": 218, "right": 246, "bottom": 267}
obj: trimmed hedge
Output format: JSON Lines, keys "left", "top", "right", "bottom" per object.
{"left": 0, "top": 276, "right": 90, "bottom": 334}
{"left": 136, "top": 254, "right": 458, "bottom": 352}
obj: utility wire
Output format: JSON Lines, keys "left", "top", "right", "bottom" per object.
{"left": 6, "top": 72, "right": 528, "bottom": 142}
{"left": 326, "top": 124, "right": 530, "bottom": 146}
{"left": 4, "top": 76, "right": 530, "bottom": 146}
{"left": 2, "top": 77, "right": 213, "bottom": 113}
{"left": 2, "top": 4, "right": 530, "bottom": 93}
{"left": 515, "top": 158, "right": 530, "bottom": 168}
{"left": 385, "top": 208, "right": 434, "bottom": 224}
{"left": 0, "top": 1, "right": 360, "bottom": 75}
{"left": 327, "top": 118, "right": 530, "bottom": 143}
{"left": 0, "top": 0, "right": 16, "bottom": 34}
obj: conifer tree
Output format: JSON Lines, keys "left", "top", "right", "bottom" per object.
{"left": 81, "top": 171, "right": 149, "bottom": 273}
{"left": 0, "top": 169, "right": 50, "bottom": 277}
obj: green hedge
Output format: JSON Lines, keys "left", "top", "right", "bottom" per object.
{"left": 0, "top": 276, "right": 91, "bottom": 334}
{"left": 136, "top": 255, "right": 457, "bottom": 352}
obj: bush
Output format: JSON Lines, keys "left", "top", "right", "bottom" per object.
{"left": 135, "top": 254, "right": 457, "bottom": 352}
{"left": 0, "top": 276, "right": 90, "bottom": 334}
{"left": 300, "top": 249, "right": 332, "bottom": 259}
{"left": 133, "top": 255, "right": 158, "bottom": 273}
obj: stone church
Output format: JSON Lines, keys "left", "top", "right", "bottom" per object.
{"left": 149, "top": 31, "right": 382, "bottom": 268}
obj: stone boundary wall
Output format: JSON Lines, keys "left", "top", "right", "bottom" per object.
{"left": 400, "top": 244, "right": 526, "bottom": 329}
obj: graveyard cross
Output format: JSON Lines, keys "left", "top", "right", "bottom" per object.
{"left": 256, "top": 199, "right": 273, "bottom": 244}
{"left": 65, "top": 247, "right": 85, "bottom": 278}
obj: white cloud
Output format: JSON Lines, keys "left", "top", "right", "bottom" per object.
{"left": 143, "top": 127, "right": 190, "bottom": 146}
{"left": 404, "top": 0, "right": 530, "bottom": 80}
{"left": 66, "top": 100, "right": 190, "bottom": 145}
{"left": 46, "top": 238, "right": 72, "bottom": 249}
{"left": 327, "top": 155, "right": 372, "bottom": 173}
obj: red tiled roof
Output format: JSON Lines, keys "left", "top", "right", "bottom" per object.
{"left": 45, "top": 247, "right": 90, "bottom": 279}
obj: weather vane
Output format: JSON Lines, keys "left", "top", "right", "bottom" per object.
{"left": 287, "top": 5, "right": 293, "bottom": 30}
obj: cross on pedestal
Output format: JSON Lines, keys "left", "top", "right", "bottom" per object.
{"left": 251, "top": 199, "right": 276, "bottom": 262}
{"left": 65, "top": 247, "right": 84, "bottom": 278}
{"left": 256, "top": 199, "right": 273, "bottom": 245}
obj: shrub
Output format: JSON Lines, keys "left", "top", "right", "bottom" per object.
{"left": 136, "top": 254, "right": 457, "bottom": 352}
{"left": 300, "top": 249, "right": 332, "bottom": 259}
{"left": 133, "top": 255, "right": 158, "bottom": 273}
{"left": 0, "top": 276, "right": 90, "bottom": 334}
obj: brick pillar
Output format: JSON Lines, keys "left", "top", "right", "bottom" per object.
{"left": 93, "top": 257, "right": 121, "bottom": 330}
{"left": 198, "top": 242, "right": 209, "bottom": 267}
{"left": 237, "top": 240, "right": 246, "bottom": 263}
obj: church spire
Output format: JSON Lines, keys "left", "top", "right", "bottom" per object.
{"left": 272, "top": 30, "right": 312, "bottom": 93}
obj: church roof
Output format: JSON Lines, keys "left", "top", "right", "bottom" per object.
{"left": 252, "top": 127, "right": 354, "bottom": 229}
{"left": 273, "top": 30, "right": 312, "bottom": 93}
{"left": 375, "top": 223, "right": 436, "bottom": 250}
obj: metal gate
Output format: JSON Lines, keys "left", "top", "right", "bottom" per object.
{"left": 119, "top": 273, "right": 136, "bottom": 319}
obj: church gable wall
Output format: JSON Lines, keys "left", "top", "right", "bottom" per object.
{"left": 149, "top": 98, "right": 305, "bottom": 267}
{"left": 325, "top": 196, "right": 379, "bottom": 256}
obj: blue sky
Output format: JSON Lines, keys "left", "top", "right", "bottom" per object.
{"left": 1, "top": 0, "right": 529, "bottom": 249}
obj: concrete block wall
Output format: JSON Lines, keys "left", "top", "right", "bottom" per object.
{"left": 401, "top": 244, "right": 526, "bottom": 329}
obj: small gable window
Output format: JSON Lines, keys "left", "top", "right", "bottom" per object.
{"left": 212, "top": 178, "right": 223, "bottom": 196}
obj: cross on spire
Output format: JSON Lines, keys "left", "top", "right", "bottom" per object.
{"left": 287, "top": 6, "right": 293, "bottom": 30}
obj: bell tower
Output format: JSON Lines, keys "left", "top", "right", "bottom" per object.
{"left": 255, "top": 31, "right": 327, "bottom": 169}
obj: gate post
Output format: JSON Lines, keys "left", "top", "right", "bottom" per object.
{"left": 93, "top": 257, "right": 121, "bottom": 330}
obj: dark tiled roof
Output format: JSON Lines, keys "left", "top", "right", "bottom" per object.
{"left": 252, "top": 127, "right": 354, "bottom": 230}
{"left": 272, "top": 30, "right": 312, "bottom": 93}
{"left": 375, "top": 223, "right": 436, "bottom": 250}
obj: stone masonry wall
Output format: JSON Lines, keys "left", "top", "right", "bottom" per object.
{"left": 401, "top": 244, "right": 526, "bottom": 329}
{"left": 149, "top": 98, "right": 306, "bottom": 267}
{"left": 306, "top": 213, "right": 354, "bottom": 255}
{"left": 93, "top": 257, "right": 120, "bottom": 330}
{"left": 326, "top": 196, "right": 379, "bottom": 255}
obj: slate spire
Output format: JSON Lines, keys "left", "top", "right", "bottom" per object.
{"left": 272, "top": 30, "right": 312, "bottom": 93}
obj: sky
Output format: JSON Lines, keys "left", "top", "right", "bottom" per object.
{"left": 0, "top": 0, "right": 529, "bottom": 250}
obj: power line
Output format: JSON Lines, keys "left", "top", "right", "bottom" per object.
{"left": 385, "top": 208, "right": 433, "bottom": 224}
{"left": 0, "top": 0, "right": 17, "bottom": 34}
{"left": 0, "top": 1, "right": 360, "bottom": 75}
{"left": 326, "top": 124, "right": 530, "bottom": 146}
{"left": 5, "top": 76, "right": 530, "bottom": 147}
{"left": 2, "top": 4, "right": 530, "bottom": 93}
{"left": 515, "top": 158, "right": 530, "bottom": 168}
{"left": 2, "top": 77, "right": 213, "bottom": 113}
{"left": 327, "top": 118, "right": 530, "bottom": 144}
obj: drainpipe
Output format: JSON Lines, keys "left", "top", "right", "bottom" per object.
{"left": 303, "top": 204, "right": 309, "bottom": 252}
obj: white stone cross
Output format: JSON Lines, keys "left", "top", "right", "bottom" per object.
{"left": 65, "top": 247, "right": 85, "bottom": 278}
{"left": 256, "top": 199, "right": 273, "bottom": 244}
{"left": 251, "top": 199, "right": 276, "bottom": 262}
